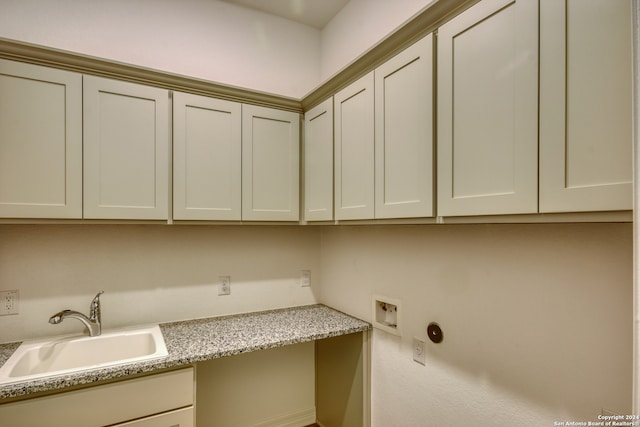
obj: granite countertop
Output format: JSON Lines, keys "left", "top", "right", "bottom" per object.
{"left": 0, "top": 304, "right": 370, "bottom": 401}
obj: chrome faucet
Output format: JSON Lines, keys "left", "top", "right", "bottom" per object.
{"left": 49, "top": 291, "right": 104, "bottom": 337}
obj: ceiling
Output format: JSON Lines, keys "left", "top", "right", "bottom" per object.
{"left": 220, "top": 0, "right": 350, "bottom": 29}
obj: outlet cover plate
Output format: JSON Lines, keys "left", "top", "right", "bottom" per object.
{"left": 413, "top": 337, "right": 426, "bottom": 365}
{"left": 218, "top": 276, "right": 231, "bottom": 296}
{"left": 300, "top": 270, "right": 311, "bottom": 287}
{"left": 0, "top": 290, "right": 19, "bottom": 315}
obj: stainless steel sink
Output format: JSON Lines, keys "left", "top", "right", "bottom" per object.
{"left": 0, "top": 325, "right": 168, "bottom": 385}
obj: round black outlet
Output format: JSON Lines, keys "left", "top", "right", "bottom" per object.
{"left": 427, "top": 322, "right": 443, "bottom": 344}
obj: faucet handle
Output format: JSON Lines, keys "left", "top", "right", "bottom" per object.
{"left": 89, "top": 291, "right": 104, "bottom": 322}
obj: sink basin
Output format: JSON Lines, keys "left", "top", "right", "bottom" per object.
{"left": 0, "top": 325, "right": 168, "bottom": 385}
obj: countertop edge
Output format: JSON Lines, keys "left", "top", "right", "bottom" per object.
{"left": 0, "top": 304, "right": 371, "bottom": 401}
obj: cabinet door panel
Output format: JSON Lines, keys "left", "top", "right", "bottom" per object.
{"left": 83, "top": 76, "right": 169, "bottom": 220}
{"left": 539, "top": 0, "right": 632, "bottom": 212}
{"left": 173, "top": 92, "right": 241, "bottom": 220}
{"left": 437, "top": 0, "right": 538, "bottom": 216}
{"left": 304, "top": 98, "right": 334, "bottom": 221}
{"left": 334, "top": 72, "right": 375, "bottom": 220}
{"left": 375, "top": 34, "right": 433, "bottom": 219}
{"left": 242, "top": 105, "right": 299, "bottom": 221}
{"left": 0, "top": 60, "right": 82, "bottom": 218}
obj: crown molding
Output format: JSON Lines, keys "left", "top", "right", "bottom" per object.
{"left": 300, "top": 0, "right": 480, "bottom": 111}
{"left": 0, "top": 37, "right": 302, "bottom": 113}
{"left": 0, "top": 0, "right": 479, "bottom": 114}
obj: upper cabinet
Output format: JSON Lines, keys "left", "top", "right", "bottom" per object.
{"left": 304, "top": 98, "right": 334, "bottom": 222}
{"left": 1, "top": 0, "right": 633, "bottom": 224}
{"left": 334, "top": 72, "right": 375, "bottom": 220}
{"left": 539, "top": 0, "right": 632, "bottom": 213}
{"left": 175, "top": 98, "right": 299, "bottom": 222}
{"left": 173, "top": 92, "right": 242, "bottom": 221}
{"left": 83, "top": 76, "right": 170, "bottom": 220}
{"left": 437, "top": 0, "right": 539, "bottom": 217}
{"left": 0, "top": 60, "right": 82, "bottom": 219}
{"left": 242, "top": 105, "right": 300, "bottom": 221}
{"left": 375, "top": 34, "right": 434, "bottom": 219}
{"left": 332, "top": 33, "right": 435, "bottom": 222}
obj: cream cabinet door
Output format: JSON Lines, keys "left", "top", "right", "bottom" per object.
{"left": 437, "top": 0, "right": 538, "bottom": 216}
{"left": 539, "top": 0, "right": 632, "bottom": 213}
{"left": 375, "top": 34, "right": 434, "bottom": 219}
{"left": 173, "top": 92, "right": 241, "bottom": 220}
{"left": 242, "top": 105, "right": 300, "bottom": 221}
{"left": 334, "top": 72, "right": 375, "bottom": 220}
{"left": 83, "top": 76, "right": 169, "bottom": 220}
{"left": 304, "top": 98, "right": 334, "bottom": 221}
{"left": 0, "top": 60, "right": 82, "bottom": 219}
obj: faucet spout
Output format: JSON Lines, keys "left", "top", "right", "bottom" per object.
{"left": 49, "top": 310, "right": 101, "bottom": 336}
{"left": 48, "top": 291, "right": 104, "bottom": 337}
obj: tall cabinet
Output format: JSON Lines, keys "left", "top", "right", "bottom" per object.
{"left": 83, "top": 76, "right": 170, "bottom": 220}
{"left": 437, "top": 0, "right": 539, "bottom": 217}
{"left": 0, "top": 60, "right": 82, "bottom": 219}
{"left": 539, "top": 0, "right": 632, "bottom": 212}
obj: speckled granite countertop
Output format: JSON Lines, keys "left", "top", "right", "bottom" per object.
{"left": 0, "top": 304, "right": 370, "bottom": 401}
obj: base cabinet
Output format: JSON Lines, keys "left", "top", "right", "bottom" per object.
{"left": 0, "top": 368, "right": 194, "bottom": 427}
{"left": 112, "top": 407, "right": 193, "bottom": 427}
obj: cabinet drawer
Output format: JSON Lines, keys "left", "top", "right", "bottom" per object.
{"left": 0, "top": 368, "right": 194, "bottom": 427}
{"left": 112, "top": 407, "right": 193, "bottom": 427}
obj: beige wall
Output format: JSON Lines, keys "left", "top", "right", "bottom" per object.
{"left": 0, "top": 0, "right": 321, "bottom": 98}
{"left": 0, "top": 0, "right": 440, "bottom": 98}
{"left": 0, "top": 225, "right": 321, "bottom": 343}
{"left": 319, "top": 0, "right": 434, "bottom": 81}
{"left": 319, "top": 223, "right": 633, "bottom": 425}
{"left": 0, "top": 222, "right": 633, "bottom": 425}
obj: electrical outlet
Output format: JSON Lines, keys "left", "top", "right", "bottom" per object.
{"left": 413, "top": 337, "right": 426, "bottom": 365}
{"left": 300, "top": 270, "right": 311, "bottom": 287}
{"left": 218, "top": 276, "right": 231, "bottom": 296}
{"left": 0, "top": 290, "right": 19, "bottom": 315}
